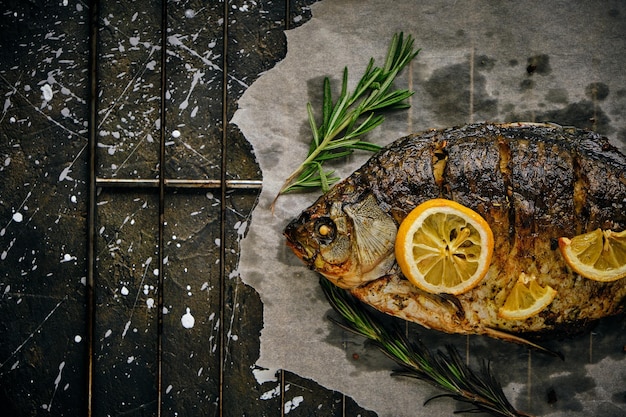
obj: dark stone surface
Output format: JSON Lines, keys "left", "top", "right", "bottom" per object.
{"left": 0, "top": 0, "right": 377, "bottom": 415}
{"left": 0, "top": 1, "right": 90, "bottom": 415}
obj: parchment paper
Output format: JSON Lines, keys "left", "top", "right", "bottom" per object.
{"left": 232, "top": 1, "right": 626, "bottom": 415}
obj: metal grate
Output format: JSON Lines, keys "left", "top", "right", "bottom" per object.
{"left": 81, "top": 1, "right": 362, "bottom": 416}
{"left": 86, "top": 2, "right": 267, "bottom": 416}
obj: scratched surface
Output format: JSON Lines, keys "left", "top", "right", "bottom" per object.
{"left": 0, "top": 1, "right": 90, "bottom": 416}
{"left": 0, "top": 0, "right": 379, "bottom": 416}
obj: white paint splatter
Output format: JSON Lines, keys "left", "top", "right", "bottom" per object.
{"left": 40, "top": 84, "right": 53, "bottom": 101}
{"left": 284, "top": 396, "right": 304, "bottom": 413}
{"left": 122, "top": 320, "right": 131, "bottom": 338}
{"left": 120, "top": 286, "right": 129, "bottom": 296}
{"left": 74, "top": 335, "right": 82, "bottom": 343}
{"left": 61, "top": 253, "right": 76, "bottom": 263}
{"left": 179, "top": 70, "right": 204, "bottom": 110}
{"left": 146, "top": 297, "right": 155, "bottom": 308}
{"left": 260, "top": 384, "right": 281, "bottom": 400}
{"left": 172, "top": 129, "right": 181, "bottom": 138}
{"left": 2, "top": 239, "right": 15, "bottom": 260}
{"left": 166, "top": 385, "right": 173, "bottom": 394}
{"left": 59, "top": 166, "right": 72, "bottom": 182}
{"left": 185, "top": 9, "right": 196, "bottom": 18}
{"left": 46, "top": 361, "right": 65, "bottom": 411}
{"left": 181, "top": 307, "right": 195, "bottom": 329}
{"left": 167, "top": 33, "right": 250, "bottom": 90}
{"left": 235, "top": 220, "right": 248, "bottom": 239}
{"left": 12, "top": 212, "right": 23, "bottom": 223}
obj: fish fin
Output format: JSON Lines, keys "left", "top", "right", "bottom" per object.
{"left": 484, "top": 327, "right": 564, "bottom": 359}
{"left": 437, "top": 293, "right": 465, "bottom": 320}
{"left": 344, "top": 195, "right": 397, "bottom": 273}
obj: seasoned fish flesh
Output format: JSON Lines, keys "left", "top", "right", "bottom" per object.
{"left": 284, "top": 122, "right": 626, "bottom": 342}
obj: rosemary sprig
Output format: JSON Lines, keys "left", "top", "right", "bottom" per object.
{"left": 271, "top": 33, "right": 419, "bottom": 209}
{"left": 320, "top": 277, "right": 534, "bottom": 417}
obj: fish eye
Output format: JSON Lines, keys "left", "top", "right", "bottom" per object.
{"left": 314, "top": 218, "right": 336, "bottom": 243}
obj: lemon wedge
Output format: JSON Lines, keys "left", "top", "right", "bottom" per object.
{"left": 499, "top": 273, "right": 557, "bottom": 320}
{"left": 559, "top": 228, "right": 626, "bottom": 282}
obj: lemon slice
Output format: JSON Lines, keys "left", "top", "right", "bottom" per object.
{"left": 395, "top": 198, "right": 494, "bottom": 295}
{"left": 558, "top": 228, "right": 626, "bottom": 282}
{"left": 498, "top": 273, "right": 557, "bottom": 320}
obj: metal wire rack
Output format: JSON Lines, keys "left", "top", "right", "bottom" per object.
{"left": 86, "top": 2, "right": 267, "bottom": 416}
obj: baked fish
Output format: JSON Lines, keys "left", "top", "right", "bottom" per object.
{"left": 284, "top": 122, "right": 626, "bottom": 344}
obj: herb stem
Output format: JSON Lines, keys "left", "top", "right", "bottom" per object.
{"left": 271, "top": 33, "right": 419, "bottom": 211}
{"left": 320, "top": 277, "right": 534, "bottom": 417}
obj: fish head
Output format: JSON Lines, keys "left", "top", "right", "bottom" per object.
{"left": 284, "top": 193, "right": 398, "bottom": 289}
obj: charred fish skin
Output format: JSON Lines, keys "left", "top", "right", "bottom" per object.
{"left": 285, "top": 122, "right": 626, "bottom": 339}
{"left": 369, "top": 123, "right": 626, "bottom": 230}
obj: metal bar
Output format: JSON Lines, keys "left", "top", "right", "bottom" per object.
{"left": 167, "top": 179, "right": 262, "bottom": 188}
{"left": 280, "top": 8, "right": 289, "bottom": 416}
{"left": 280, "top": 369, "right": 286, "bottom": 417}
{"left": 285, "top": 0, "right": 291, "bottom": 30}
{"left": 156, "top": 0, "right": 167, "bottom": 415}
{"left": 219, "top": 1, "right": 229, "bottom": 414}
{"left": 95, "top": 178, "right": 262, "bottom": 189}
{"left": 86, "top": 0, "right": 99, "bottom": 416}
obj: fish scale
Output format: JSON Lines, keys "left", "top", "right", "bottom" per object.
{"left": 285, "top": 122, "right": 626, "bottom": 345}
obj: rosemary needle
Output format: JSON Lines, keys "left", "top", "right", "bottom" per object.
{"left": 320, "top": 278, "right": 535, "bottom": 417}
{"left": 271, "top": 32, "right": 419, "bottom": 210}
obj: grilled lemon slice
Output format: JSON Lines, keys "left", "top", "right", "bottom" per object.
{"left": 559, "top": 228, "right": 626, "bottom": 282}
{"left": 499, "top": 273, "right": 557, "bottom": 320}
{"left": 395, "top": 199, "right": 494, "bottom": 295}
